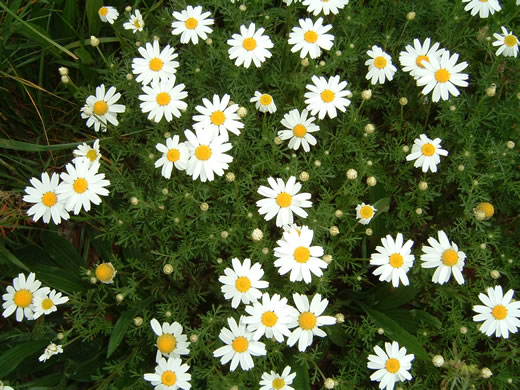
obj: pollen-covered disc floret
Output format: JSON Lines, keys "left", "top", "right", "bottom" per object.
{"left": 139, "top": 77, "right": 188, "bottom": 122}
{"left": 98, "top": 5, "right": 119, "bottom": 24}
{"left": 399, "top": 38, "right": 445, "bottom": 80}
{"left": 95, "top": 262, "right": 117, "bottom": 284}
{"left": 462, "top": 0, "right": 501, "bottom": 18}
{"left": 227, "top": 23, "right": 274, "bottom": 68}
{"left": 370, "top": 233, "right": 415, "bottom": 288}
{"left": 150, "top": 318, "right": 190, "bottom": 361}
{"left": 132, "top": 41, "right": 179, "bottom": 86}
{"left": 302, "top": 0, "right": 349, "bottom": 16}
{"left": 492, "top": 26, "right": 519, "bottom": 58}
{"left": 288, "top": 17, "right": 334, "bottom": 59}
{"left": 365, "top": 45, "right": 398, "bottom": 85}
{"left": 155, "top": 135, "right": 189, "bottom": 179}
{"left": 123, "top": 9, "right": 144, "bottom": 33}
{"left": 2, "top": 272, "right": 49, "bottom": 322}
{"left": 304, "top": 75, "right": 351, "bottom": 120}
{"left": 405, "top": 134, "right": 449, "bottom": 173}
{"left": 81, "top": 84, "right": 126, "bottom": 133}
{"left": 473, "top": 286, "right": 520, "bottom": 339}
{"left": 367, "top": 341, "right": 415, "bottom": 390}
{"left": 278, "top": 109, "right": 320, "bottom": 152}
{"left": 144, "top": 356, "right": 192, "bottom": 390}
{"left": 23, "top": 172, "right": 69, "bottom": 225}
{"left": 33, "top": 289, "right": 69, "bottom": 319}
{"left": 251, "top": 91, "right": 277, "bottom": 114}
{"left": 259, "top": 366, "right": 297, "bottom": 390}
{"left": 73, "top": 139, "right": 102, "bottom": 165}
{"left": 171, "top": 5, "right": 214, "bottom": 45}
{"left": 356, "top": 203, "right": 377, "bottom": 225}
{"left": 192, "top": 94, "right": 244, "bottom": 141}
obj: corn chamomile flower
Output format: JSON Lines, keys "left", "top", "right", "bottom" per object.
{"left": 493, "top": 27, "right": 518, "bottom": 57}
{"left": 251, "top": 91, "right": 277, "bottom": 114}
{"left": 260, "top": 366, "right": 296, "bottom": 390}
{"left": 38, "top": 343, "right": 63, "bottom": 362}
{"left": 278, "top": 108, "right": 319, "bottom": 152}
{"left": 155, "top": 136, "right": 189, "bottom": 179}
{"left": 415, "top": 50, "right": 469, "bottom": 102}
{"left": 462, "top": 0, "right": 501, "bottom": 18}
{"left": 302, "top": 0, "right": 349, "bottom": 16}
{"left": 473, "top": 286, "right": 520, "bottom": 338}
{"left": 132, "top": 41, "right": 179, "bottom": 85}
{"left": 123, "top": 9, "right": 144, "bottom": 33}
{"left": 356, "top": 203, "right": 377, "bottom": 225}
{"left": 73, "top": 139, "right": 101, "bottom": 165}
{"left": 405, "top": 134, "right": 449, "bottom": 173}
{"left": 367, "top": 341, "right": 415, "bottom": 390}
{"left": 227, "top": 23, "right": 274, "bottom": 68}
{"left": 2, "top": 272, "right": 49, "bottom": 322}
{"left": 256, "top": 176, "right": 312, "bottom": 227}
{"left": 151, "top": 318, "right": 190, "bottom": 360}
{"left": 304, "top": 75, "right": 351, "bottom": 119}
{"left": 33, "top": 289, "right": 69, "bottom": 319}
{"left": 23, "top": 172, "right": 69, "bottom": 225}
{"left": 171, "top": 5, "right": 214, "bottom": 45}
{"left": 219, "top": 258, "right": 269, "bottom": 308}
{"left": 139, "top": 77, "right": 188, "bottom": 122}
{"left": 288, "top": 17, "right": 334, "bottom": 59}
{"left": 370, "top": 233, "right": 415, "bottom": 288}
{"left": 144, "top": 356, "right": 192, "bottom": 390}
{"left": 399, "top": 38, "right": 445, "bottom": 80}
{"left": 192, "top": 94, "right": 244, "bottom": 141}
{"left": 98, "top": 5, "right": 118, "bottom": 24}
{"left": 57, "top": 159, "right": 110, "bottom": 215}
{"left": 95, "top": 262, "right": 116, "bottom": 284}
{"left": 420, "top": 230, "right": 466, "bottom": 285}
{"left": 81, "top": 84, "right": 126, "bottom": 132}
{"left": 365, "top": 45, "right": 398, "bottom": 85}
{"left": 287, "top": 293, "right": 336, "bottom": 352}
{"left": 213, "top": 316, "right": 267, "bottom": 371}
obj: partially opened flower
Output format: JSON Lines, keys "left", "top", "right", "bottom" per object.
{"left": 367, "top": 341, "right": 415, "bottom": 390}
{"left": 227, "top": 23, "right": 273, "bottom": 68}
{"left": 356, "top": 203, "right": 377, "bottom": 225}
{"left": 399, "top": 38, "right": 445, "bottom": 80}
{"left": 192, "top": 94, "right": 243, "bottom": 140}
{"left": 171, "top": 5, "right": 214, "bottom": 45}
{"left": 370, "top": 233, "right": 415, "bottom": 288}
{"left": 144, "top": 356, "right": 192, "bottom": 390}
{"left": 405, "top": 134, "right": 448, "bottom": 173}
{"left": 81, "top": 84, "right": 125, "bottom": 133}
{"left": 492, "top": 26, "right": 518, "bottom": 57}
{"left": 473, "top": 286, "right": 520, "bottom": 338}
{"left": 139, "top": 77, "right": 188, "bottom": 122}
{"left": 150, "top": 318, "right": 190, "bottom": 360}
{"left": 304, "top": 75, "right": 351, "bottom": 119}
{"left": 33, "top": 289, "right": 69, "bottom": 319}
{"left": 302, "top": 0, "right": 349, "bottom": 16}
{"left": 123, "top": 9, "right": 144, "bottom": 33}
{"left": 38, "top": 343, "right": 63, "bottom": 362}
{"left": 462, "top": 0, "right": 501, "bottom": 18}
{"left": 365, "top": 45, "right": 397, "bottom": 85}
{"left": 288, "top": 17, "right": 334, "bottom": 59}
{"left": 278, "top": 109, "right": 319, "bottom": 152}
{"left": 132, "top": 41, "right": 179, "bottom": 85}
{"left": 23, "top": 172, "right": 69, "bottom": 225}
{"left": 155, "top": 135, "right": 189, "bottom": 179}
{"left": 259, "top": 366, "right": 296, "bottom": 390}
{"left": 251, "top": 91, "right": 277, "bottom": 114}
{"left": 98, "top": 5, "right": 119, "bottom": 24}
{"left": 73, "top": 139, "right": 101, "bottom": 165}
{"left": 2, "top": 273, "right": 49, "bottom": 322}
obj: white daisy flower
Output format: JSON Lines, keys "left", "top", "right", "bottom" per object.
{"left": 123, "top": 9, "right": 144, "bottom": 33}
{"left": 184, "top": 127, "right": 233, "bottom": 182}
{"left": 492, "top": 26, "right": 519, "bottom": 57}
{"left": 23, "top": 172, "right": 69, "bottom": 225}
{"left": 302, "top": 0, "right": 349, "bottom": 16}
{"left": 0, "top": 383, "right": 14, "bottom": 390}
{"left": 462, "top": 0, "right": 501, "bottom": 18}
{"left": 304, "top": 75, "right": 351, "bottom": 120}
{"left": 73, "top": 139, "right": 101, "bottom": 165}
{"left": 38, "top": 343, "right": 63, "bottom": 362}
{"left": 278, "top": 109, "right": 319, "bottom": 152}
{"left": 405, "top": 134, "right": 449, "bottom": 173}
{"left": 213, "top": 317, "right": 267, "bottom": 371}
{"left": 131, "top": 41, "right": 179, "bottom": 86}
{"left": 33, "top": 289, "right": 69, "bottom": 319}
{"left": 192, "top": 94, "right": 244, "bottom": 141}
{"left": 242, "top": 293, "right": 299, "bottom": 343}
{"left": 2, "top": 273, "right": 49, "bottom": 322}
{"left": 144, "top": 356, "right": 192, "bottom": 390}
{"left": 367, "top": 341, "right": 415, "bottom": 390}
{"left": 218, "top": 258, "right": 269, "bottom": 309}
{"left": 287, "top": 293, "right": 336, "bottom": 352}
{"left": 284, "top": 0, "right": 302, "bottom": 4}
{"left": 227, "top": 23, "right": 274, "bottom": 68}
{"left": 256, "top": 176, "right": 312, "bottom": 227}
{"left": 420, "top": 230, "right": 466, "bottom": 285}
{"left": 251, "top": 91, "right": 277, "bottom": 114}
{"left": 57, "top": 159, "right": 110, "bottom": 215}
{"left": 171, "top": 5, "right": 214, "bottom": 45}
{"left": 259, "top": 366, "right": 296, "bottom": 390}
{"left": 356, "top": 203, "right": 377, "bottom": 225}
{"left": 81, "top": 84, "right": 126, "bottom": 133}
{"left": 139, "top": 77, "right": 188, "bottom": 123}
{"left": 415, "top": 50, "right": 469, "bottom": 102}
{"left": 98, "top": 5, "right": 119, "bottom": 24}
{"left": 288, "top": 17, "right": 334, "bottom": 59}
{"left": 399, "top": 38, "right": 445, "bottom": 80}
{"left": 473, "top": 286, "right": 520, "bottom": 339}
{"left": 365, "top": 45, "right": 398, "bottom": 85}
{"left": 155, "top": 136, "right": 189, "bottom": 179}
{"left": 369, "top": 233, "right": 415, "bottom": 288}
{"left": 150, "top": 318, "right": 190, "bottom": 360}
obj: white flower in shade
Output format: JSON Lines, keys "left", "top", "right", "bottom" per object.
{"left": 131, "top": 41, "right": 179, "bottom": 85}
{"left": 492, "top": 27, "right": 519, "bottom": 57}
{"left": 144, "top": 356, "right": 192, "bottom": 390}
{"left": 367, "top": 341, "right": 415, "bottom": 390}
{"left": 473, "top": 286, "right": 520, "bottom": 338}
{"left": 2, "top": 273, "right": 49, "bottom": 322}
{"left": 150, "top": 318, "right": 190, "bottom": 360}
{"left": 302, "top": 0, "right": 349, "bottom": 16}
{"left": 139, "top": 77, "right": 188, "bottom": 123}
{"left": 242, "top": 293, "right": 299, "bottom": 343}
{"left": 227, "top": 23, "right": 274, "bottom": 68}
{"left": 81, "top": 84, "right": 126, "bottom": 133}
{"left": 287, "top": 293, "right": 336, "bottom": 352}
{"left": 38, "top": 343, "right": 63, "bottom": 362}
{"left": 370, "top": 233, "right": 415, "bottom": 288}
{"left": 33, "top": 289, "right": 69, "bottom": 319}
{"left": 123, "top": 9, "right": 144, "bottom": 33}
{"left": 365, "top": 45, "right": 397, "bottom": 85}
{"left": 57, "top": 159, "right": 110, "bottom": 215}
{"left": 420, "top": 230, "right": 466, "bottom": 285}
{"left": 288, "top": 17, "right": 334, "bottom": 59}
{"left": 356, "top": 203, "right": 377, "bottom": 225}
{"left": 98, "top": 5, "right": 119, "bottom": 24}
{"left": 219, "top": 258, "right": 269, "bottom": 308}
{"left": 171, "top": 5, "right": 214, "bottom": 45}
{"left": 192, "top": 94, "right": 243, "bottom": 141}
{"left": 256, "top": 176, "right": 312, "bottom": 227}
{"left": 462, "top": 0, "right": 501, "bottom": 18}
{"left": 284, "top": 0, "right": 302, "bottom": 4}
{"left": 399, "top": 38, "right": 445, "bottom": 80}
{"left": 304, "top": 75, "right": 351, "bottom": 120}
{"left": 0, "top": 383, "right": 14, "bottom": 390}
{"left": 155, "top": 136, "right": 189, "bottom": 179}
{"left": 23, "top": 172, "right": 69, "bottom": 225}
{"left": 278, "top": 109, "right": 319, "bottom": 152}
{"left": 213, "top": 317, "right": 267, "bottom": 371}
{"left": 184, "top": 127, "right": 233, "bottom": 182}
{"left": 260, "top": 366, "right": 296, "bottom": 390}
{"left": 415, "top": 50, "right": 469, "bottom": 102}
{"left": 274, "top": 225, "right": 327, "bottom": 284}
{"left": 405, "top": 134, "right": 449, "bottom": 173}
{"left": 251, "top": 91, "right": 277, "bottom": 114}
{"left": 73, "top": 139, "right": 101, "bottom": 165}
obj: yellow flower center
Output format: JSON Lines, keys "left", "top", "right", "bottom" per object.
{"left": 210, "top": 110, "right": 226, "bottom": 125}
{"left": 161, "top": 370, "right": 177, "bottom": 386}
{"left": 298, "top": 311, "right": 317, "bottom": 330}
{"left": 415, "top": 55, "right": 430, "bottom": 68}
{"left": 374, "top": 56, "right": 387, "bottom": 69}
{"left": 73, "top": 178, "right": 88, "bottom": 194}
{"left": 156, "top": 92, "right": 171, "bottom": 106}
{"left": 385, "top": 358, "right": 400, "bottom": 373}
{"left": 272, "top": 378, "right": 286, "bottom": 389}
{"left": 167, "top": 148, "right": 180, "bottom": 162}
{"left": 185, "top": 17, "right": 198, "bottom": 29}
{"left": 157, "top": 334, "right": 177, "bottom": 353}
{"left": 261, "top": 311, "right": 278, "bottom": 327}
{"left": 389, "top": 253, "right": 404, "bottom": 268}
{"left": 42, "top": 191, "right": 57, "bottom": 207}
{"left": 480, "top": 0, "right": 488, "bottom": 2}
{"left": 235, "top": 276, "right": 251, "bottom": 292}
{"left": 86, "top": 149, "right": 98, "bottom": 162}
{"left": 260, "top": 94, "right": 272, "bottom": 106}
{"left": 93, "top": 101, "right": 108, "bottom": 116}
{"left": 149, "top": 58, "right": 164, "bottom": 72}
{"left": 14, "top": 289, "right": 33, "bottom": 308}
{"left": 504, "top": 35, "right": 517, "bottom": 47}
{"left": 232, "top": 336, "right": 248, "bottom": 352}
{"left": 360, "top": 205, "right": 374, "bottom": 219}
{"left": 41, "top": 298, "right": 54, "bottom": 310}
{"left": 242, "top": 38, "right": 257, "bottom": 51}
{"left": 293, "top": 124, "right": 307, "bottom": 138}
{"left": 492, "top": 304, "right": 507, "bottom": 320}
{"left": 95, "top": 263, "right": 115, "bottom": 282}
{"left": 195, "top": 145, "right": 212, "bottom": 161}
{"left": 276, "top": 192, "right": 292, "bottom": 208}
{"left": 98, "top": 7, "right": 108, "bottom": 16}
{"left": 320, "top": 89, "right": 335, "bottom": 103}
{"left": 421, "top": 143, "right": 436, "bottom": 156}
{"left": 134, "top": 20, "right": 142, "bottom": 28}
{"left": 476, "top": 202, "right": 494, "bottom": 218}
{"left": 442, "top": 249, "right": 459, "bottom": 266}
{"left": 304, "top": 30, "right": 318, "bottom": 43}
{"left": 435, "top": 68, "right": 450, "bottom": 83}
{"left": 293, "top": 246, "right": 311, "bottom": 263}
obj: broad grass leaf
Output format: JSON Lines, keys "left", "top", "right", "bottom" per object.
{"left": 0, "top": 240, "right": 30, "bottom": 272}
{"left": 0, "top": 340, "right": 48, "bottom": 376}
{"left": 31, "top": 266, "right": 86, "bottom": 294}
{"left": 0, "top": 138, "right": 84, "bottom": 151}
{"left": 107, "top": 311, "right": 134, "bottom": 358}
{"left": 40, "top": 230, "right": 86, "bottom": 270}
{"left": 374, "top": 285, "right": 419, "bottom": 310}
{"left": 86, "top": 0, "right": 103, "bottom": 35}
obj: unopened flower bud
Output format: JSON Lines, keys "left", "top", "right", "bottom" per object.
{"left": 200, "top": 202, "right": 209, "bottom": 211}
{"left": 299, "top": 171, "right": 309, "bottom": 182}
{"left": 130, "top": 196, "right": 139, "bottom": 205}
{"left": 237, "top": 106, "right": 248, "bottom": 118}
{"left": 322, "top": 254, "right": 333, "bottom": 264}
{"left": 485, "top": 84, "right": 496, "bottom": 97}
{"left": 490, "top": 270, "right": 500, "bottom": 279}
{"left": 399, "top": 97, "right": 408, "bottom": 106}
{"left": 314, "top": 160, "right": 321, "bottom": 167}
{"left": 58, "top": 66, "right": 69, "bottom": 76}
{"left": 274, "top": 136, "right": 283, "bottom": 145}
{"left": 481, "top": 367, "right": 492, "bottom": 379}
{"left": 329, "top": 226, "right": 340, "bottom": 236}
{"left": 57, "top": 332, "right": 64, "bottom": 340}
{"left": 165, "top": 311, "right": 172, "bottom": 317}
{"left": 133, "top": 316, "right": 143, "bottom": 326}
{"left": 506, "top": 141, "right": 515, "bottom": 149}
{"left": 125, "top": 5, "right": 132, "bottom": 12}
{"left": 225, "top": 172, "right": 235, "bottom": 182}
{"left": 335, "top": 313, "right": 345, "bottom": 323}
{"left": 324, "top": 378, "right": 335, "bottom": 389}
{"left": 406, "top": 11, "right": 416, "bottom": 20}
{"left": 432, "top": 355, "right": 444, "bottom": 367}
{"left": 364, "top": 123, "right": 375, "bottom": 134}
{"left": 61, "top": 75, "right": 70, "bottom": 84}
{"left": 367, "top": 176, "right": 377, "bottom": 186}
{"left": 362, "top": 89, "right": 372, "bottom": 100}
{"left": 90, "top": 35, "right": 99, "bottom": 47}
{"left": 239, "top": 4, "right": 247, "bottom": 11}
{"left": 365, "top": 228, "right": 373, "bottom": 236}
{"left": 377, "top": 328, "right": 384, "bottom": 335}
{"left": 205, "top": 38, "right": 213, "bottom": 45}
{"left": 460, "top": 326, "right": 468, "bottom": 334}
{"left": 346, "top": 169, "right": 358, "bottom": 180}
{"left": 116, "top": 293, "right": 124, "bottom": 302}
{"left": 220, "top": 231, "right": 229, "bottom": 239}
{"left": 418, "top": 181, "right": 428, "bottom": 191}
{"left": 301, "top": 58, "right": 310, "bottom": 67}
{"left": 190, "top": 334, "right": 198, "bottom": 342}
{"left": 262, "top": 247, "right": 269, "bottom": 255}
{"left": 251, "top": 228, "right": 263, "bottom": 242}
{"left": 163, "top": 264, "right": 174, "bottom": 274}
{"left": 335, "top": 209, "right": 343, "bottom": 218}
